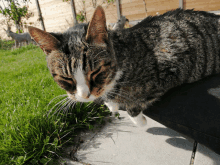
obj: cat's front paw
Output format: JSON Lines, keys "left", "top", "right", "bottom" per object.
{"left": 105, "top": 101, "right": 119, "bottom": 113}
{"left": 129, "top": 112, "right": 147, "bottom": 127}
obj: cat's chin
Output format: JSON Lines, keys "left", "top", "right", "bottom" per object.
{"left": 67, "top": 93, "right": 96, "bottom": 102}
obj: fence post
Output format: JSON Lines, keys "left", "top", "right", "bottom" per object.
{"left": 35, "top": 0, "right": 46, "bottom": 31}
{"left": 179, "top": 0, "right": 184, "bottom": 9}
{"left": 70, "top": 0, "right": 78, "bottom": 25}
{"left": 116, "top": 0, "right": 121, "bottom": 20}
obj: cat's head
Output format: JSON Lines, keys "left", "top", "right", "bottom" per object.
{"left": 28, "top": 6, "right": 121, "bottom": 102}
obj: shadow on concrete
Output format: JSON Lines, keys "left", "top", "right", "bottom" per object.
{"left": 73, "top": 117, "right": 134, "bottom": 162}
{"left": 147, "top": 127, "right": 194, "bottom": 151}
{"left": 196, "top": 144, "right": 220, "bottom": 165}
{"left": 146, "top": 126, "right": 220, "bottom": 165}
{"left": 144, "top": 73, "right": 220, "bottom": 164}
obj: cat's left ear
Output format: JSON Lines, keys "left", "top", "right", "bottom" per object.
{"left": 28, "top": 26, "right": 61, "bottom": 55}
{"left": 86, "top": 6, "right": 108, "bottom": 47}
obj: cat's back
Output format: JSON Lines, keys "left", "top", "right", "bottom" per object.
{"left": 114, "top": 9, "right": 220, "bottom": 92}
{"left": 129, "top": 8, "right": 220, "bottom": 30}
{"left": 152, "top": 9, "right": 220, "bottom": 83}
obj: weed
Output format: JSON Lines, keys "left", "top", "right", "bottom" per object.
{"left": 0, "top": 39, "right": 15, "bottom": 50}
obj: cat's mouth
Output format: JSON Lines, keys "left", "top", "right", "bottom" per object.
{"left": 67, "top": 93, "right": 96, "bottom": 102}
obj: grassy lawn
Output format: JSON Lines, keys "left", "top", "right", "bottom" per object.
{"left": 0, "top": 41, "right": 110, "bottom": 165}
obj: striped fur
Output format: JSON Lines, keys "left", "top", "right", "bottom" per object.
{"left": 111, "top": 8, "right": 220, "bottom": 116}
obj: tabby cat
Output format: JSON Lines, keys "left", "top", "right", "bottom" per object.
{"left": 28, "top": 6, "right": 220, "bottom": 126}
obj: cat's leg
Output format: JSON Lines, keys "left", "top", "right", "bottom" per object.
{"left": 104, "top": 101, "right": 119, "bottom": 116}
{"left": 129, "top": 111, "right": 147, "bottom": 127}
{"left": 126, "top": 106, "right": 147, "bottom": 127}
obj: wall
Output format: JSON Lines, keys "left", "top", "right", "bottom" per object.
{"left": 0, "top": 0, "right": 220, "bottom": 40}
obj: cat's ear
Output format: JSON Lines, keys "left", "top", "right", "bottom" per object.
{"left": 86, "top": 6, "right": 108, "bottom": 47}
{"left": 28, "top": 26, "right": 61, "bottom": 55}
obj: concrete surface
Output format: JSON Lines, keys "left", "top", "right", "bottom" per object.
{"left": 62, "top": 109, "right": 220, "bottom": 165}
{"left": 64, "top": 110, "right": 196, "bottom": 165}
{"left": 194, "top": 144, "right": 220, "bottom": 165}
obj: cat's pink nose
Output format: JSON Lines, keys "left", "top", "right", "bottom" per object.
{"left": 78, "top": 90, "right": 91, "bottom": 99}
{"left": 80, "top": 92, "right": 90, "bottom": 99}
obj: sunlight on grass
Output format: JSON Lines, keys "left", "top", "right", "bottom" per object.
{"left": 0, "top": 43, "right": 110, "bottom": 164}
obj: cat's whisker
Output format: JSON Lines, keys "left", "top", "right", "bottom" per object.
{"left": 56, "top": 99, "right": 72, "bottom": 118}
{"left": 51, "top": 101, "right": 67, "bottom": 118}
{"left": 107, "top": 91, "right": 137, "bottom": 104}
{"left": 88, "top": 102, "right": 98, "bottom": 111}
{"left": 66, "top": 100, "right": 76, "bottom": 115}
{"left": 107, "top": 92, "right": 139, "bottom": 109}
{"left": 62, "top": 108, "right": 69, "bottom": 122}
{"left": 70, "top": 101, "right": 77, "bottom": 110}
{"left": 93, "top": 50, "right": 107, "bottom": 59}
{"left": 85, "top": 102, "right": 92, "bottom": 108}
{"left": 61, "top": 100, "right": 76, "bottom": 122}
{"left": 93, "top": 57, "right": 109, "bottom": 64}
{"left": 111, "top": 89, "right": 138, "bottom": 102}
{"left": 55, "top": 104, "right": 70, "bottom": 121}
{"left": 79, "top": 102, "right": 83, "bottom": 109}
{"left": 110, "top": 88, "right": 129, "bottom": 95}
{"left": 112, "top": 88, "right": 132, "bottom": 96}
{"left": 66, "top": 99, "right": 75, "bottom": 110}
{"left": 49, "top": 98, "right": 69, "bottom": 118}
{"left": 47, "top": 97, "right": 69, "bottom": 117}
{"left": 47, "top": 94, "right": 68, "bottom": 107}
{"left": 106, "top": 74, "right": 115, "bottom": 82}
{"left": 61, "top": 99, "right": 73, "bottom": 120}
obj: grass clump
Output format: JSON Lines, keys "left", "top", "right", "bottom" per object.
{"left": 0, "top": 39, "right": 15, "bottom": 50}
{"left": 0, "top": 43, "right": 110, "bottom": 164}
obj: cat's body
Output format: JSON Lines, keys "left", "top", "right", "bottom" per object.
{"left": 28, "top": 7, "right": 220, "bottom": 126}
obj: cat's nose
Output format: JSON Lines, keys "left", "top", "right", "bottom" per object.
{"left": 77, "top": 88, "right": 91, "bottom": 99}
{"left": 80, "top": 92, "right": 91, "bottom": 99}
{"left": 76, "top": 82, "right": 91, "bottom": 99}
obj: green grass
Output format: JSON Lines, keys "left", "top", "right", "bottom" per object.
{"left": 0, "top": 42, "right": 110, "bottom": 165}
{"left": 0, "top": 39, "right": 15, "bottom": 50}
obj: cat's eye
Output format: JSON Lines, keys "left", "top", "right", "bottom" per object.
{"left": 55, "top": 76, "right": 76, "bottom": 92}
{"left": 92, "top": 67, "right": 108, "bottom": 85}
{"left": 91, "top": 67, "right": 101, "bottom": 77}
{"left": 52, "top": 73, "right": 57, "bottom": 77}
{"left": 58, "top": 80, "right": 72, "bottom": 88}
{"left": 94, "top": 72, "right": 105, "bottom": 84}
{"left": 60, "top": 76, "right": 73, "bottom": 81}
{"left": 82, "top": 53, "right": 87, "bottom": 71}
{"left": 58, "top": 79, "right": 76, "bottom": 91}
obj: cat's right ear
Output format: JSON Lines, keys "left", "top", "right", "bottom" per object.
{"left": 28, "top": 26, "right": 61, "bottom": 55}
{"left": 86, "top": 6, "right": 108, "bottom": 47}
